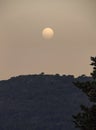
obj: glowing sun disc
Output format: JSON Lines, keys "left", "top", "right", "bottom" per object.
{"left": 42, "top": 27, "right": 54, "bottom": 39}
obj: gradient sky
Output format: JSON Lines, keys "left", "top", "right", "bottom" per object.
{"left": 0, "top": 0, "right": 96, "bottom": 80}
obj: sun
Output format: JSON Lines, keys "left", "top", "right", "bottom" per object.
{"left": 42, "top": 27, "right": 54, "bottom": 39}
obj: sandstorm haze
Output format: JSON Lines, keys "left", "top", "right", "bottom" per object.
{"left": 0, "top": 0, "right": 96, "bottom": 80}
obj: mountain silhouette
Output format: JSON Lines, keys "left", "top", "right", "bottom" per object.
{"left": 0, "top": 74, "right": 92, "bottom": 130}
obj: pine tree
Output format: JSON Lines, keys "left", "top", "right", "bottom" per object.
{"left": 90, "top": 56, "right": 96, "bottom": 80}
{"left": 72, "top": 57, "right": 96, "bottom": 130}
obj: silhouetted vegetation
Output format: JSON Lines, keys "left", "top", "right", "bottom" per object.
{"left": 0, "top": 73, "right": 92, "bottom": 129}
{"left": 73, "top": 57, "right": 96, "bottom": 130}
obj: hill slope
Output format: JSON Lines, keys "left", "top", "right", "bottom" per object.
{"left": 0, "top": 74, "right": 92, "bottom": 130}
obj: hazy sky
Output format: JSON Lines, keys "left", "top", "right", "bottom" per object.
{"left": 0, "top": 0, "right": 96, "bottom": 79}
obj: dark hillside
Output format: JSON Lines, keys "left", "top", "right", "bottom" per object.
{"left": 0, "top": 74, "right": 92, "bottom": 130}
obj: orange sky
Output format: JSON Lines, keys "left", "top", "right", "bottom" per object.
{"left": 0, "top": 0, "right": 96, "bottom": 80}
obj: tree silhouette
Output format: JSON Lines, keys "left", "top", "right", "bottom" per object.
{"left": 73, "top": 57, "right": 96, "bottom": 130}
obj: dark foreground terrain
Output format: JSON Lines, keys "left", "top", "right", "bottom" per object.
{"left": 0, "top": 74, "right": 92, "bottom": 130}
